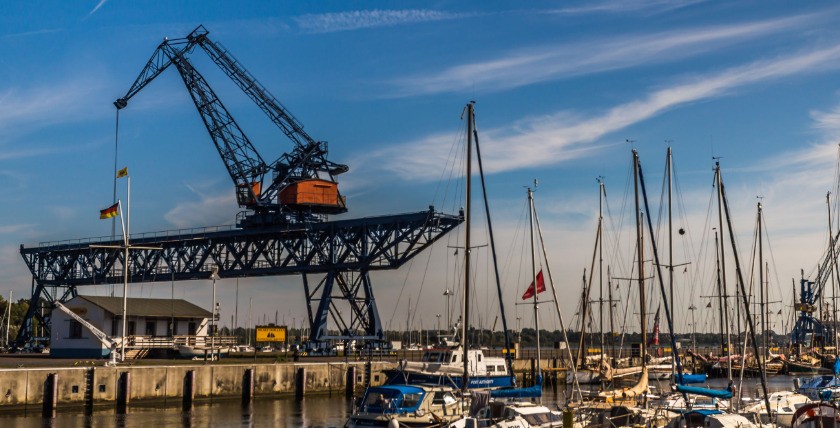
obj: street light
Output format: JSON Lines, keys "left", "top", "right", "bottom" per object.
{"left": 210, "top": 266, "right": 221, "bottom": 358}
{"left": 436, "top": 314, "right": 441, "bottom": 334}
{"left": 516, "top": 316, "right": 522, "bottom": 343}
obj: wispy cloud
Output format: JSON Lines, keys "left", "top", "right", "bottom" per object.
{"left": 0, "top": 28, "right": 61, "bottom": 40}
{"left": 88, "top": 0, "right": 108, "bottom": 17}
{"left": 163, "top": 184, "right": 237, "bottom": 228}
{"left": 546, "top": 0, "right": 705, "bottom": 15}
{"left": 294, "top": 9, "right": 470, "bottom": 34}
{"left": 0, "top": 75, "right": 107, "bottom": 136}
{"left": 366, "top": 44, "right": 840, "bottom": 181}
{"left": 390, "top": 13, "right": 825, "bottom": 97}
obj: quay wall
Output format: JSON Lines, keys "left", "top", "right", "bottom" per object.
{"left": 0, "top": 361, "right": 392, "bottom": 412}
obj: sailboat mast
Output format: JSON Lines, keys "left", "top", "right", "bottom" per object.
{"left": 667, "top": 147, "right": 674, "bottom": 328}
{"left": 599, "top": 179, "right": 605, "bottom": 359}
{"left": 828, "top": 192, "right": 838, "bottom": 351}
{"left": 715, "top": 162, "right": 733, "bottom": 381}
{"left": 633, "top": 150, "right": 647, "bottom": 367}
{"left": 758, "top": 202, "right": 766, "bottom": 358}
{"left": 528, "top": 187, "right": 542, "bottom": 389}
{"left": 719, "top": 164, "right": 773, "bottom": 414}
{"left": 715, "top": 229, "right": 725, "bottom": 351}
{"left": 608, "top": 266, "right": 615, "bottom": 358}
{"left": 462, "top": 102, "right": 474, "bottom": 392}
{"left": 667, "top": 147, "right": 674, "bottom": 377}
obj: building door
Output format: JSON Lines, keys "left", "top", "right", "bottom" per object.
{"left": 128, "top": 321, "right": 136, "bottom": 336}
{"left": 188, "top": 322, "right": 196, "bottom": 335}
{"left": 146, "top": 321, "right": 156, "bottom": 336}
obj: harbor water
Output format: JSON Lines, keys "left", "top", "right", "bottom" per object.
{"left": 0, "top": 375, "right": 801, "bottom": 427}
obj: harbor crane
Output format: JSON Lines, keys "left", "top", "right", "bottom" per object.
{"left": 14, "top": 26, "right": 462, "bottom": 350}
{"left": 115, "top": 25, "right": 348, "bottom": 228}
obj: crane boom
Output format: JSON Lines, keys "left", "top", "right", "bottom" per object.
{"left": 54, "top": 302, "right": 121, "bottom": 354}
{"left": 115, "top": 25, "right": 348, "bottom": 227}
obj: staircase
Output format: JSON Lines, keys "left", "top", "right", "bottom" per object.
{"left": 123, "top": 349, "right": 149, "bottom": 360}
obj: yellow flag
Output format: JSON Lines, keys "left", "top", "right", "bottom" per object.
{"left": 116, "top": 167, "right": 128, "bottom": 179}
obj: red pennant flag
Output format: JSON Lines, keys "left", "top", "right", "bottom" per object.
{"left": 648, "top": 306, "right": 661, "bottom": 347}
{"left": 521, "top": 270, "right": 546, "bottom": 300}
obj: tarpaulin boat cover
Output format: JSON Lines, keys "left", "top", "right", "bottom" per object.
{"left": 489, "top": 375, "right": 542, "bottom": 398}
{"left": 674, "top": 384, "right": 733, "bottom": 399}
{"left": 675, "top": 373, "right": 707, "bottom": 384}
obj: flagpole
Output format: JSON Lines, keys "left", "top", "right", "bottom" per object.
{"left": 118, "top": 201, "right": 128, "bottom": 362}
{"left": 112, "top": 110, "right": 120, "bottom": 297}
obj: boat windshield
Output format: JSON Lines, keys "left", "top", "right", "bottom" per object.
{"left": 421, "top": 352, "right": 450, "bottom": 363}
{"left": 521, "top": 412, "right": 562, "bottom": 425}
{"left": 362, "top": 387, "right": 426, "bottom": 413}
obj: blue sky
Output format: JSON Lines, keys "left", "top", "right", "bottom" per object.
{"left": 3, "top": 1, "right": 840, "bottom": 339}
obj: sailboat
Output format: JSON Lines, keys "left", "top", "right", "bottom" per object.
{"left": 381, "top": 102, "right": 514, "bottom": 392}
{"left": 345, "top": 102, "right": 513, "bottom": 428}
{"left": 449, "top": 185, "right": 564, "bottom": 428}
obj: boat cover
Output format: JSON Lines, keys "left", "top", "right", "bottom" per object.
{"left": 674, "top": 384, "right": 733, "bottom": 399}
{"left": 489, "top": 375, "right": 542, "bottom": 398}
{"left": 675, "top": 373, "right": 707, "bottom": 384}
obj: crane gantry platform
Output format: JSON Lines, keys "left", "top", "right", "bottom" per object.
{"left": 14, "top": 25, "right": 464, "bottom": 348}
{"left": 16, "top": 209, "right": 462, "bottom": 347}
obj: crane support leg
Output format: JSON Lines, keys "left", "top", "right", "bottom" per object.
{"left": 308, "top": 270, "right": 383, "bottom": 343}
{"left": 14, "top": 281, "right": 78, "bottom": 349}
{"left": 310, "top": 271, "right": 336, "bottom": 342}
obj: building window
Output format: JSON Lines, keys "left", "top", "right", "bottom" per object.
{"left": 128, "top": 321, "right": 136, "bottom": 336}
{"left": 111, "top": 318, "right": 118, "bottom": 336}
{"left": 69, "top": 321, "right": 83, "bottom": 339}
{"left": 188, "top": 322, "right": 196, "bottom": 335}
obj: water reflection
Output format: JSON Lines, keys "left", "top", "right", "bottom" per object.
{"left": 5, "top": 376, "right": 802, "bottom": 428}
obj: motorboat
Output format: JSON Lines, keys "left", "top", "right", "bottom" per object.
{"left": 384, "top": 345, "right": 514, "bottom": 390}
{"left": 345, "top": 384, "right": 468, "bottom": 427}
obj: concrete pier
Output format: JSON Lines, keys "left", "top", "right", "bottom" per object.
{"left": 0, "top": 361, "right": 390, "bottom": 412}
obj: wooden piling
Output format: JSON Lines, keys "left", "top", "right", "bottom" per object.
{"left": 242, "top": 368, "right": 254, "bottom": 405}
{"left": 529, "top": 358, "right": 536, "bottom": 387}
{"left": 183, "top": 370, "right": 195, "bottom": 411}
{"left": 84, "top": 367, "right": 94, "bottom": 414}
{"left": 116, "top": 371, "right": 130, "bottom": 414}
{"left": 42, "top": 372, "right": 57, "bottom": 418}
{"left": 295, "top": 367, "right": 306, "bottom": 401}
{"left": 345, "top": 366, "right": 356, "bottom": 398}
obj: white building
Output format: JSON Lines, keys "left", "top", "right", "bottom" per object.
{"left": 51, "top": 295, "right": 212, "bottom": 358}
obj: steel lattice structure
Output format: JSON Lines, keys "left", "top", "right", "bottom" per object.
{"left": 15, "top": 209, "right": 463, "bottom": 346}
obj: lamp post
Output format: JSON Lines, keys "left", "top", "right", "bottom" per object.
{"left": 436, "top": 314, "right": 441, "bottom": 334}
{"left": 443, "top": 289, "right": 452, "bottom": 331}
{"left": 516, "top": 316, "right": 522, "bottom": 343}
{"left": 688, "top": 304, "right": 697, "bottom": 352}
{"left": 210, "top": 266, "right": 220, "bottom": 357}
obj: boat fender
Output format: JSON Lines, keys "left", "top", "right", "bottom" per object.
{"left": 388, "top": 418, "right": 400, "bottom": 428}
{"left": 793, "top": 378, "right": 801, "bottom": 390}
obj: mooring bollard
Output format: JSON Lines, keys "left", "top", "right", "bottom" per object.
{"left": 242, "top": 368, "right": 254, "bottom": 406}
{"left": 116, "top": 371, "right": 130, "bottom": 414}
{"left": 295, "top": 367, "right": 306, "bottom": 401}
{"left": 183, "top": 370, "right": 195, "bottom": 411}
{"left": 42, "top": 372, "right": 58, "bottom": 418}
{"left": 345, "top": 366, "right": 356, "bottom": 398}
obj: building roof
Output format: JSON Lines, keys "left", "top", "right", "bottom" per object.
{"left": 75, "top": 295, "right": 212, "bottom": 318}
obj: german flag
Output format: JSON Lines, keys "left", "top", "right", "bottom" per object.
{"left": 99, "top": 203, "right": 119, "bottom": 219}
